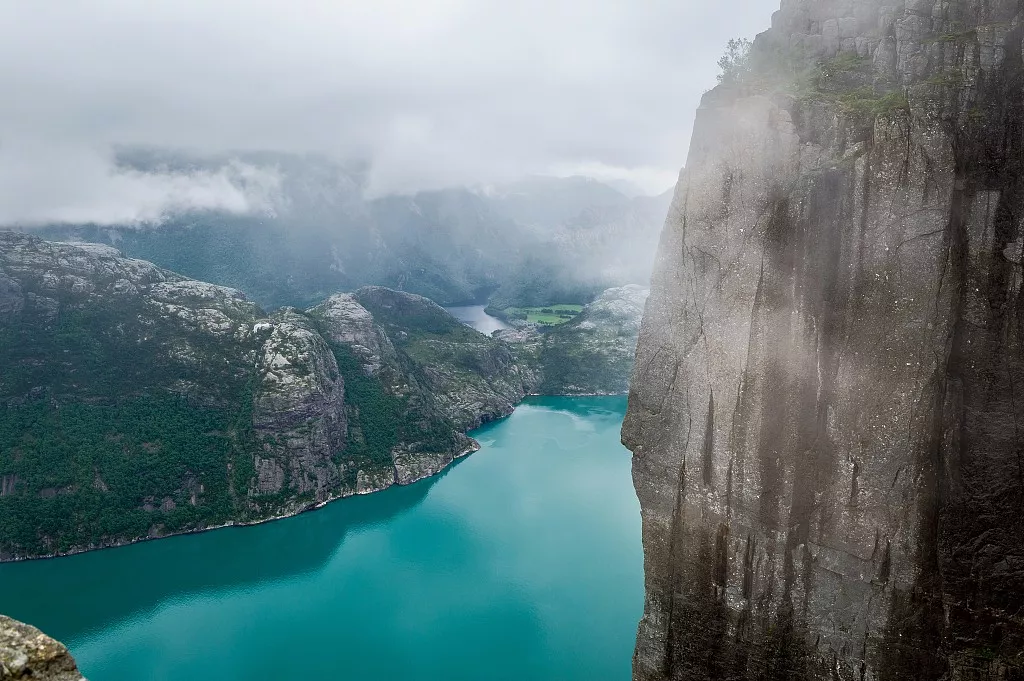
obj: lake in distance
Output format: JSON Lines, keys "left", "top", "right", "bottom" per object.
{"left": 0, "top": 396, "right": 642, "bottom": 681}
{"left": 445, "top": 305, "right": 510, "bottom": 335}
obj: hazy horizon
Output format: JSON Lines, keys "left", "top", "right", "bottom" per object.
{"left": 0, "top": 0, "right": 779, "bottom": 226}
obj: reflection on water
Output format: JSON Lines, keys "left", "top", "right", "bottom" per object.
{"left": 445, "top": 305, "right": 510, "bottom": 335}
{"left": 0, "top": 397, "right": 641, "bottom": 681}
{"left": 0, "top": 464, "right": 453, "bottom": 643}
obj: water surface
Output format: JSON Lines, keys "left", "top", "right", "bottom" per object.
{"left": 0, "top": 397, "right": 641, "bottom": 681}
{"left": 445, "top": 304, "right": 510, "bottom": 335}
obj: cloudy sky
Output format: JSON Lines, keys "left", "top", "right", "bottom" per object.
{"left": 0, "top": 0, "right": 778, "bottom": 225}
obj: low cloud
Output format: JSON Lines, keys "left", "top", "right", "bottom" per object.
{"left": 0, "top": 0, "right": 778, "bottom": 225}
{"left": 0, "top": 142, "right": 281, "bottom": 226}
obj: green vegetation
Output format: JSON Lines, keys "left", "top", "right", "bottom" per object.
{"left": 313, "top": 295, "right": 468, "bottom": 469}
{"left": 717, "top": 38, "right": 753, "bottom": 85}
{"left": 793, "top": 52, "right": 909, "bottom": 124}
{"left": 327, "top": 343, "right": 401, "bottom": 470}
{"left": 708, "top": 36, "right": 911, "bottom": 127}
{"left": 538, "top": 342, "right": 617, "bottom": 394}
{"left": 493, "top": 304, "right": 583, "bottom": 327}
{"left": 0, "top": 396, "right": 245, "bottom": 556}
{"left": 0, "top": 256, "right": 266, "bottom": 556}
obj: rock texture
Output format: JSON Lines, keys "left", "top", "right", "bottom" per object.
{"left": 623, "top": 1, "right": 1024, "bottom": 679}
{"left": 0, "top": 615, "right": 84, "bottom": 680}
{"left": 250, "top": 309, "right": 348, "bottom": 504}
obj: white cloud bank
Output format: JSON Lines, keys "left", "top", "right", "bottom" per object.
{"left": 0, "top": 0, "right": 778, "bottom": 225}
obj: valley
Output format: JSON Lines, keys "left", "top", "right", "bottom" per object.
{"left": 0, "top": 397, "right": 643, "bottom": 681}
{"left": 0, "top": 231, "right": 648, "bottom": 561}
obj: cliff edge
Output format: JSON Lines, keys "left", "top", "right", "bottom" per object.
{"left": 0, "top": 615, "right": 84, "bottom": 680}
{"left": 623, "top": 0, "right": 1024, "bottom": 678}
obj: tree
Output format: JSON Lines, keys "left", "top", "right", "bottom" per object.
{"left": 717, "top": 38, "right": 752, "bottom": 85}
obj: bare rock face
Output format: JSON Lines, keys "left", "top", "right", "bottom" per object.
{"left": 312, "top": 287, "right": 536, "bottom": 485}
{"left": 0, "top": 615, "right": 84, "bottom": 680}
{"left": 623, "top": 1, "right": 1024, "bottom": 679}
{"left": 308, "top": 293, "right": 396, "bottom": 376}
{"left": 251, "top": 309, "right": 347, "bottom": 501}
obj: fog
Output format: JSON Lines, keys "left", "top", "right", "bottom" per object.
{"left": 0, "top": 0, "right": 777, "bottom": 226}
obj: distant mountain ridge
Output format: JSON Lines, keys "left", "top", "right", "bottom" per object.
{"left": 31, "top": 151, "right": 670, "bottom": 311}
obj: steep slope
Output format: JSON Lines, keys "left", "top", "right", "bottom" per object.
{"left": 349, "top": 287, "right": 539, "bottom": 430}
{"left": 309, "top": 287, "right": 539, "bottom": 485}
{"left": 0, "top": 234, "right": 536, "bottom": 560}
{"left": 623, "top": 1, "right": 1024, "bottom": 679}
{"left": 0, "top": 232, "right": 351, "bottom": 558}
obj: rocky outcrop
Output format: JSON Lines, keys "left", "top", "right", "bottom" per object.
{"left": 0, "top": 232, "right": 358, "bottom": 558}
{"left": 250, "top": 309, "right": 347, "bottom": 502}
{"left": 535, "top": 284, "right": 649, "bottom": 394}
{"left": 309, "top": 293, "right": 396, "bottom": 376}
{"left": 623, "top": 1, "right": 1024, "bottom": 679}
{"left": 0, "top": 615, "right": 84, "bottom": 680}
{"left": 310, "top": 291, "right": 475, "bottom": 486}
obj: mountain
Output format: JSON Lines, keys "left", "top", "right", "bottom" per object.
{"left": 623, "top": 0, "right": 1024, "bottom": 678}
{"left": 0, "top": 231, "right": 648, "bottom": 561}
{"left": 31, "top": 156, "right": 670, "bottom": 311}
{"left": 0, "top": 233, "right": 535, "bottom": 560}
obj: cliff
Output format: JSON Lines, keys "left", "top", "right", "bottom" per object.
{"left": 0, "top": 233, "right": 535, "bottom": 559}
{"left": 0, "top": 616, "right": 83, "bottom": 680}
{"left": 622, "top": 0, "right": 1024, "bottom": 679}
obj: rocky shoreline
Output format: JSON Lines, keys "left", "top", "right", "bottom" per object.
{"left": 0, "top": 383, "right": 632, "bottom": 564}
{"left": 0, "top": 439, "right": 484, "bottom": 564}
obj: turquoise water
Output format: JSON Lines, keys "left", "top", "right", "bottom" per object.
{"left": 0, "top": 396, "right": 641, "bottom": 681}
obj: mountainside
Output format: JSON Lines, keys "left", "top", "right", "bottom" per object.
{"left": 510, "top": 284, "right": 650, "bottom": 395}
{"left": 623, "top": 0, "right": 1024, "bottom": 679}
{"left": 0, "top": 232, "right": 535, "bottom": 560}
{"left": 33, "top": 158, "right": 670, "bottom": 311}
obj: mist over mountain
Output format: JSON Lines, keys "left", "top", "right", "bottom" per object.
{"left": 31, "top": 151, "right": 671, "bottom": 309}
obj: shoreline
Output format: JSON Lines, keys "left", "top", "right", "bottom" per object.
{"left": 0, "top": 440, "right": 482, "bottom": 565}
{"left": 0, "top": 394, "right": 626, "bottom": 564}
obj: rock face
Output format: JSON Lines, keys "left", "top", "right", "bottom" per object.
{"left": 309, "top": 288, "right": 530, "bottom": 486}
{"left": 0, "top": 232, "right": 355, "bottom": 557}
{"left": 0, "top": 615, "right": 84, "bottom": 680}
{"left": 623, "top": 1, "right": 1024, "bottom": 679}
{"left": 250, "top": 309, "right": 347, "bottom": 504}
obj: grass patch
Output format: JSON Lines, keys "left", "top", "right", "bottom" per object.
{"left": 498, "top": 304, "right": 583, "bottom": 327}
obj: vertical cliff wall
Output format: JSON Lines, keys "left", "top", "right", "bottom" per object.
{"left": 622, "top": 1, "right": 1024, "bottom": 678}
